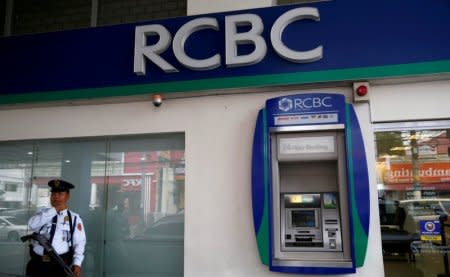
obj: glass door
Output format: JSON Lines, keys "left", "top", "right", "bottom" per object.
{"left": 375, "top": 121, "right": 450, "bottom": 277}
{"left": 0, "top": 133, "right": 185, "bottom": 277}
{"left": 103, "top": 134, "right": 185, "bottom": 277}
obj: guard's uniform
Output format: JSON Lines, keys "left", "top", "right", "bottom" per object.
{"left": 26, "top": 180, "right": 86, "bottom": 277}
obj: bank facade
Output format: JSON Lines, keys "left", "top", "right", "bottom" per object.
{"left": 0, "top": 0, "right": 449, "bottom": 276}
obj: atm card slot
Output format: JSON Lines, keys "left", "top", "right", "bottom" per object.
{"left": 295, "top": 235, "right": 314, "bottom": 242}
{"left": 325, "top": 219, "right": 338, "bottom": 224}
{"left": 286, "top": 242, "right": 324, "bottom": 248}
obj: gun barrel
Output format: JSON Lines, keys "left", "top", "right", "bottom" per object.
{"left": 20, "top": 234, "right": 34, "bottom": 242}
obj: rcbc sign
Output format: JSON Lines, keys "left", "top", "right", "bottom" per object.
{"left": 278, "top": 96, "right": 332, "bottom": 112}
{"left": 266, "top": 93, "right": 347, "bottom": 128}
{"left": 134, "top": 7, "right": 323, "bottom": 75}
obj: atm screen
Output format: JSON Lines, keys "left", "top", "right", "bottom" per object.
{"left": 291, "top": 210, "right": 316, "bottom": 228}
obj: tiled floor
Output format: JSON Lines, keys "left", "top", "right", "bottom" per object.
{"left": 384, "top": 253, "right": 450, "bottom": 277}
{"left": 384, "top": 259, "right": 424, "bottom": 277}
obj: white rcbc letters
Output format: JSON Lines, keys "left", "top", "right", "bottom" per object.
{"left": 270, "top": 7, "right": 322, "bottom": 63}
{"left": 134, "top": 7, "right": 323, "bottom": 75}
{"left": 173, "top": 17, "right": 221, "bottom": 71}
{"left": 294, "top": 96, "right": 332, "bottom": 110}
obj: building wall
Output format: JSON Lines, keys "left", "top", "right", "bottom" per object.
{"left": 0, "top": 1, "right": 448, "bottom": 275}
{"left": 187, "top": 0, "right": 272, "bottom": 15}
{"left": 370, "top": 80, "right": 450, "bottom": 123}
{"left": 2, "top": 0, "right": 309, "bottom": 36}
{"left": 8, "top": 0, "right": 187, "bottom": 36}
{"left": 12, "top": 0, "right": 91, "bottom": 35}
{"left": 0, "top": 1, "right": 5, "bottom": 37}
{"left": 98, "top": 0, "right": 186, "bottom": 26}
{"left": 0, "top": 86, "right": 384, "bottom": 276}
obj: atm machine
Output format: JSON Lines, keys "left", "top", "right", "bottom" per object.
{"left": 252, "top": 93, "right": 370, "bottom": 274}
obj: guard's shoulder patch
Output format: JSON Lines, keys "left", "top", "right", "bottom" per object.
{"left": 77, "top": 223, "right": 82, "bottom": 231}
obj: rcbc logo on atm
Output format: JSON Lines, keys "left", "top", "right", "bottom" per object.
{"left": 278, "top": 96, "right": 333, "bottom": 112}
{"left": 278, "top": 98, "right": 293, "bottom": 112}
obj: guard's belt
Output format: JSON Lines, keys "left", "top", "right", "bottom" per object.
{"left": 30, "top": 250, "right": 72, "bottom": 264}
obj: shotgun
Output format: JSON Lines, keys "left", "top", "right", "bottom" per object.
{"left": 21, "top": 233, "right": 75, "bottom": 277}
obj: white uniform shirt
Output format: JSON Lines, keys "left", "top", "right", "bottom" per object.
{"left": 28, "top": 207, "right": 87, "bottom": 267}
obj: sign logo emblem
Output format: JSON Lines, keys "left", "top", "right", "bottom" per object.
{"left": 425, "top": 221, "right": 436, "bottom": 232}
{"left": 278, "top": 98, "right": 293, "bottom": 112}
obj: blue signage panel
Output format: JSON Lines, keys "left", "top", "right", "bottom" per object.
{"left": 265, "top": 93, "right": 346, "bottom": 128}
{"left": 0, "top": 0, "right": 449, "bottom": 100}
{"left": 420, "top": 220, "right": 441, "bottom": 241}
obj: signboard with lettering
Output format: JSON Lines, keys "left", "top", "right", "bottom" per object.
{"left": 265, "top": 93, "right": 346, "bottom": 128}
{"left": 420, "top": 220, "right": 442, "bottom": 242}
{"left": 279, "top": 136, "right": 335, "bottom": 154}
{"left": 0, "top": 1, "right": 450, "bottom": 104}
{"left": 384, "top": 162, "right": 450, "bottom": 184}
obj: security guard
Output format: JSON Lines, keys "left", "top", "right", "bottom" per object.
{"left": 26, "top": 179, "right": 86, "bottom": 277}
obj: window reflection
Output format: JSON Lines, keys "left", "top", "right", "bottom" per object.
{"left": 377, "top": 128, "right": 450, "bottom": 277}
{"left": 0, "top": 142, "right": 33, "bottom": 276}
{"left": 0, "top": 134, "right": 185, "bottom": 277}
{"left": 104, "top": 138, "right": 185, "bottom": 277}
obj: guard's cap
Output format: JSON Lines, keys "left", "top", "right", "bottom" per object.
{"left": 48, "top": 179, "right": 75, "bottom": 192}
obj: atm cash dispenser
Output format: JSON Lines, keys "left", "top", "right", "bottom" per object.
{"left": 251, "top": 93, "right": 370, "bottom": 274}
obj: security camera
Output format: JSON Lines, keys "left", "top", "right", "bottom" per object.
{"left": 152, "top": 94, "right": 163, "bottom": 107}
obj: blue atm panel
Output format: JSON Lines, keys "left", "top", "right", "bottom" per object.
{"left": 252, "top": 93, "right": 370, "bottom": 274}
